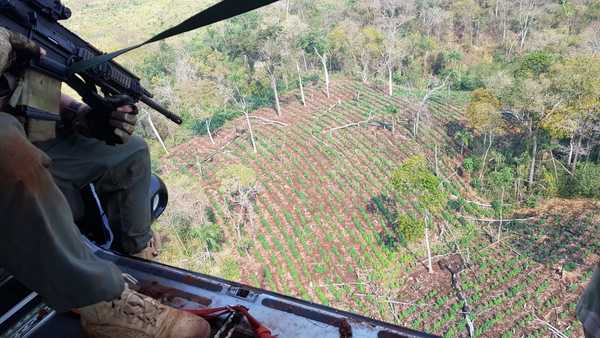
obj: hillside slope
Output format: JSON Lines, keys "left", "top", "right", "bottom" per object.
{"left": 161, "top": 78, "right": 467, "bottom": 297}
{"left": 153, "top": 81, "right": 597, "bottom": 337}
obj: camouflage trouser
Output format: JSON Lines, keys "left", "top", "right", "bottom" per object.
{"left": 0, "top": 111, "right": 152, "bottom": 311}
{"left": 579, "top": 266, "right": 600, "bottom": 338}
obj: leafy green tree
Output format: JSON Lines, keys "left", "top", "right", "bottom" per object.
{"left": 515, "top": 51, "right": 556, "bottom": 79}
{"left": 395, "top": 214, "right": 425, "bottom": 243}
{"left": 454, "top": 130, "right": 473, "bottom": 155}
{"left": 298, "top": 30, "right": 332, "bottom": 97}
{"left": 545, "top": 56, "right": 600, "bottom": 172}
{"left": 391, "top": 155, "right": 448, "bottom": 273}
{"left": 466, "top": 88, "right": 503, "bottom": 181}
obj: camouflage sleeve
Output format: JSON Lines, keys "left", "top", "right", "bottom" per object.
{"left": 0, "top": 27, "right": 41, "bottom": 75}
{"left": 0, "top": 28, "right": 12, "bottom": 74}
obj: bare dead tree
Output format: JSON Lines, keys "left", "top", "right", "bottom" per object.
{"left": 249, "top": 115, "right": 288, "bottom": 127}
{"left": 269, "top": 67, "right": 282, "bottom": 116}
{"left": 589, "top": 22, "right": 600, "bottom": 55}
{"left": 439, "top": 258, "right": 475, "bottom": 337}
{"left": 413, "top": 78, "right": 447, "bottom": 139}
{"left": 261, "top": 46, "right": 283, "bottom": 116}
{"left": 206, "top": 118, "right": 215, "bottom": 145}
{"left": 296, "top": 59, "right": 306, "bottom": 106}
{"left": 231, "top": 86, "right": 257, "bottom": 153}
{"left": 143, "top": 111, "right": 169, "bottom": 155}
{"left": 517, "top": 0, "right": 537, "bottom": 50}
{"left": 314, "top": 47, "right": 330, "bottom": 98}
{"left": 376, "top": 0, "right": 412, "bottom": 96}
{"left": 223, "top": 179, "right": 260, "bottom": 241}
{"left": 425, "top": 214, "right": 433, "bottom": 274}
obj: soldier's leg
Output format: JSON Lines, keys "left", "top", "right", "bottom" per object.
{"left": 0, "top": 112, "right": 124, "bottom": 312}
{"left": 40, "top": 134, "right": 152, "bottom": 255}
{"left": 578, "top": 265, "right": 600, "bottom": 338}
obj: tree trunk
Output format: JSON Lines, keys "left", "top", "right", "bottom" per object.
{"left": 302, "top": 51, "right": 308, "bottom": 71}
{"left": 413, "top": 109, "right": 421, "bottom": 139}
{"left": 296, "top": 61, "right": 306, "bottom": 106}
{"left": 314, "top": 48, "right": 330, "bottom": 98}
{"left": 245, "top": 111, "right": 257, "bottom": 153}
{"left": 323, "top": 57, "right": 330, "bottom": 98}
{"left": 434, "top": 143, "right": 439, "bottom": 176}
{"left": 425, "top": 216, "right": 433, "bottom": 274}
{"left": 497, "top": 187, "right": 504, "bottom": 243}
{"left": 206, "top": 118, "right": 215, "bottom": 145}
{"left": 361, "top": 50, "right": 369, "bottom": 84}
{"left": 567, "top": 138, "right": 574, "bottom": 166}
{"left": 479, "top": 132, "right": 494, "bottom": 181}
{"left": 388, "top": 65, "right": 393, "bottom": 96}
{"left": 147, "top": 114, "right": 169, "bottom": 154}
{"left": 571, "top": 136, "right": 582, "bottom": 173}
{"left": 285, "top": 0, "right": 290, "bottom": 21}
{"left": 271, "top": 74, "right": 282, "bottom": 116}
{"left": 528, "top": 131, "right": 538, "bottom": 188}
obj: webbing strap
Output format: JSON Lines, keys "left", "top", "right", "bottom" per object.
{"left": 69, "top": 0, "right": 279, "bottom": 74}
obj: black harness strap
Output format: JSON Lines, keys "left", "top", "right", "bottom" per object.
{"left": 69, "top": 0, "right": 279, "bottom": 74}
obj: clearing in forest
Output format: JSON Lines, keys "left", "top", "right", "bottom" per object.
{"left": 157, "top": 80, "right": 597, "bottom": 337}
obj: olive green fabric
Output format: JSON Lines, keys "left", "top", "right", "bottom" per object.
{"left": 9, "top": 69, "right": 62, "bottom": 142}
{"left": 37, "top": 133, "right": 153, "bottom": 255}
{"left": 0, "top": 112, "right": 124, "bottom": 312}
{"left": 578, "top": 266, "right": 600, "bottom": 338}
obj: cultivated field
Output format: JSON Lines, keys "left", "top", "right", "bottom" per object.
{"left": 157, "top": 81, "right": 597, "bottom": 337}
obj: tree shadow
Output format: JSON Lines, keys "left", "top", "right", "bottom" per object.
{"left": 445, "top": 121, "right": 465, "bottom": 139}
{"left": 366, "top": 194, "right": 430, "bottom": 270}
{"left": 505, "top": 204, "right": 600, "bottom": 267}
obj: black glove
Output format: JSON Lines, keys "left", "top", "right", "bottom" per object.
{"left": 76, "top": 94, "right": 139, "bottom": 145}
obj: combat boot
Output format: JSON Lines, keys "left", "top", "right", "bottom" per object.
{"left": 79, "top": 284, "right": 211, "bottom": 338}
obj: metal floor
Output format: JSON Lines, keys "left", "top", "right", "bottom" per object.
{"left": 1, "top": 250, "right": 440, "bottom": 338}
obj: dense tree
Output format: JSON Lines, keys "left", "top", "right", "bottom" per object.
{"left": 391, "top": 155, "right": 448, "bottom": 273}
{"left": 546, "top": 56, "right": 600, "bottom": 172}
{"left": 466, "top": 88, "right": 503, "bottom": 181}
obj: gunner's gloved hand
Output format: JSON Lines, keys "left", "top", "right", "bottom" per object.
{"left": 0, "top": 27, "right": 44, "bottom": 109}
{"left": 104, "top": 95, "right": 139, "bottom": 144}
{"left": 72, "top": 94, "right": 139, "bottom": 145}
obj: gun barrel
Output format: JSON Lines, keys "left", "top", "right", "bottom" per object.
{"left": 140, "top": 95, "right": 182, "bottom": 125}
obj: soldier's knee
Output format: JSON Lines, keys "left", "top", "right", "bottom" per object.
{"left": 0, "top": 112, "right": 25, "bottom": 140}
{"left": 128, "top": 135, "right": 149, "bottom": 152}
{"left": 107, "top": 136, "right": 150, "bottom": 188}
{"left": 124, "top": 135, "right": 150, "bottom": 162}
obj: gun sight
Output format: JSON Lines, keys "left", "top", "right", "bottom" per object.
{"left": 29, "top": 0, "right": 71, "bottom": 21}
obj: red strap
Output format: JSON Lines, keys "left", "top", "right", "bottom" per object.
{"left": 185, "top": 305, "right": 277, "bottom": 338}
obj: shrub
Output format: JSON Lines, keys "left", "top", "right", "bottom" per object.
{"left": 395, "top": 214, "right": 425, "bottom": 242}
{"left": 191, "top": 109, "right": 242, "bottom": 136}
{"left": 221, "top": 257, "right": 241, "bottom": 281}
{"left": 463, "top": 156, "right": 481, "bottom": 172}
{"left": 563, "top": 262, "right": 577, "bottom": 272}
{"left": 560, "top": 163, "right": 600, "bottom": 199}
{"left": 541, "top": 167, "right": 560, "bottom": 197}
